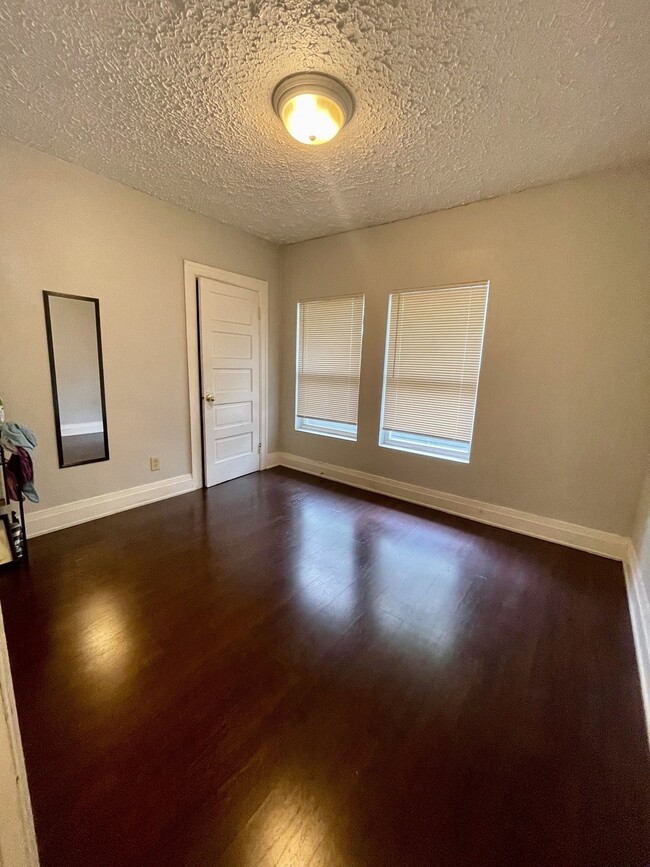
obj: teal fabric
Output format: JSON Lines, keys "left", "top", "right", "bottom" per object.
{"left": 0, "top": 421, "right": 37, "bottom": 454}
{"left": 20, "top": 476, "right": 39, "bottom": 504}
{"left": 1, "top": 421, "right": 39, "bottom": 503}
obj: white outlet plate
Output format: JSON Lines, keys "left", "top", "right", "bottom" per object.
{"left": 150, "top": 457, "right": 160, "bottom": 471}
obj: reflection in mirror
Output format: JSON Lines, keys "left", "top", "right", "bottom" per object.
{"left": 43, "top": 292, "right": 109, "bottom": 468}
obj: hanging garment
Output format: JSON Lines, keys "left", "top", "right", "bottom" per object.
{"left": 5, "top": 448, "right": 39, "bottom": 504}
{"left": 0, "top": 421, "right": 37, "bottom": 454}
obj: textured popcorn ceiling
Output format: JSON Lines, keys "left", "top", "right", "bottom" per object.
{"left": 0, "top": 1, "right": 649, "bottom": 244}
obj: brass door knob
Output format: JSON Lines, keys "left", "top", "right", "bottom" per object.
{"left": 204, "top": 394, "right": 216, "bottom": 403}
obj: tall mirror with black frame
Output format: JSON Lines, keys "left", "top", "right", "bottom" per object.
{"left": 43, "top": 291, "right": 109, "bottom": 468}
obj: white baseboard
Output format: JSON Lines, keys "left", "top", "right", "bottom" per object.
{"left": 624, "top": 542, "right": 650, "bottom": 746}
{"left": 60, "top": 421, "right": 104, "bottom": 436}
{"left": 25, "top": 473, "right": 197, "bottom": 538}
{"left": 265, "top": 451, "right": 282, "bottom": 469}
{"left": 271, "top": 452, "right": 628, "bottom": 561}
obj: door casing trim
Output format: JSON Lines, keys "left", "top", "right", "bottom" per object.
{"left": 184, "top": 260, "right": 269, "bottom": 488}
{"left": 0, "top": 606, "right": 40, "bottom": 866}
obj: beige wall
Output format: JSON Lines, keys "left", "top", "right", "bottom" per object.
{"left": 0, "top": 136, "right": 281, "bottom": 511}
{"left": 2, "top": 134, "right": 648, "bottom": 539}
{"left": 280, "top": 164, "right": 650, "bottom": 535}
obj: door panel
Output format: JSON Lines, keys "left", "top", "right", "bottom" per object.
{"left": 211, "top": 332, "right": 252, "bottom": 358}
{"left": 214, "top": 402, "right": 253, "bottom": 429}
{"left": 215, "top": 432, "right": 254, "bottom": 462}
{"left": 199, "top": 277, "right": 260, "bottom": 486}
{"left": 213, "top": 368, "right": 253, "bottom": 392}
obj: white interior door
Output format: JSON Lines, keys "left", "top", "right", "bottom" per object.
{"left": 199, "top": 277, "right": 261, "bottom": 486}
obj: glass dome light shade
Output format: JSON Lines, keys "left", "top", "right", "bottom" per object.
{"left": 273, "top": 73, "right": 354, "bottom": 146}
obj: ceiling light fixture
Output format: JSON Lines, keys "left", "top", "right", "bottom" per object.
{"left": 272, "top": 73, "right": 354, "bottom": 146}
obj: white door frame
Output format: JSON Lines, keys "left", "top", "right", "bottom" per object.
{"left": 0, "top": 607, "right": 39, "bottom": 866}
{"left": 184, "top": 261, "right": 269, "bottom": 487}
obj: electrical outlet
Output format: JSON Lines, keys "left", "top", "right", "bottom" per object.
{"left": 150, "top": 457, "right": 160, "bottom": 471}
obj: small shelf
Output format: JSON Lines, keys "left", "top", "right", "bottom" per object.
{"left": 0, "top": 444, "right": 29, "bottom": 568}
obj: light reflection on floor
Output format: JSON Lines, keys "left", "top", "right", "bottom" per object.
{"left": 238, "top": 774, "right": 334, "bottom": 866}
{"left": 75, "top": 589, "right": 133, "bottom": 685}
{"left": 292, "top": 496, "right": 465, "bottom": 658}
{"left": 374, "top": 533, "right": 464, "bottom": 656}
{"left": 292, "top": 500, "right": 358, "bottom": 624}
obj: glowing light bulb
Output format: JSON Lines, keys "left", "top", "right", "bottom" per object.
{"left": 281, "top": 93, "right": 344, "bottom": 145}
{"left": 273, "top": 73, "right": 354, "bottom": 146}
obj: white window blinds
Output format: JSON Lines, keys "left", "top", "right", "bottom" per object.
{"left": 296, "top": 294, "right": 365, "bottom": 434}
{"left": 380, "top": 283, "right": 489, "bottom": 461}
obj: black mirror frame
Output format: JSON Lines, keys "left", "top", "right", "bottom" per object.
{"left": 42, "top": 291, "right": 110, "bottom": 468}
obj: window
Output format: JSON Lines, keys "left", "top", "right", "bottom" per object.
{"left": 295, "top": 294, "right": 365, "bottom": 441}
{"left": 379, "top": 282, "right": 489, "bottom": 463}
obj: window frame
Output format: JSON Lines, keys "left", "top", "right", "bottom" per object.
{"left": 378, "top": 282, "right": 489, "bottom": 464}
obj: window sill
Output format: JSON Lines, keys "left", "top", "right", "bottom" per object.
{"left": 378, "top": 435, "right": 471, "bottom": 464}
{"left": 379, "top": 442, "right": 470, "bottom": 463}
{"left": 295, "top": 418, "right": 357, "bottom": 442}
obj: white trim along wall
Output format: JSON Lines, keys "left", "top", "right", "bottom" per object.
{"left": 0, "top": 608, "right": 39, "bottom": 867}
{"left": 27, "top": 449, "right": 629, "bottom": 557}
{"left": 183, "top": 260, "right": 270, "bottom": 487}
{"left": 24, "top": 474, "right": 195, "bottom": 538}
{"left": 624, "top": 540, "right": 650, "bottom": 746}
{"left": 266, "top": 452, "right": 627, "bottom": 559}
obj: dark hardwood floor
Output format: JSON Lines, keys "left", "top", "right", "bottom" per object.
{"left": 1, "top": 468, "right": 648, "bottom": 866}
